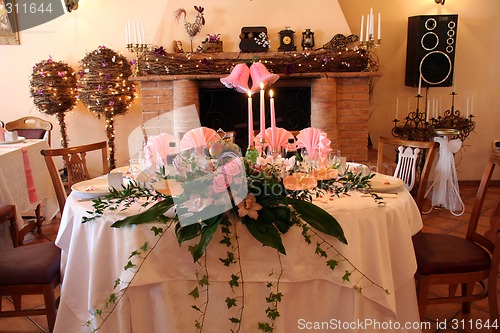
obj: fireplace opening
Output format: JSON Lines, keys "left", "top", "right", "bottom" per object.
{"left": 199, "top": 87, "right": 311, "bottom": 149}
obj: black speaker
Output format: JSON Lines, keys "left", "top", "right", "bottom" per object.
{"left": 405, "top": 14, "right": 458, "bottom": 88}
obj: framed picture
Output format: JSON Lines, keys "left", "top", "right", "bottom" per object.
{"left": 0, "top": 0, "right": 20, "bottom": 45}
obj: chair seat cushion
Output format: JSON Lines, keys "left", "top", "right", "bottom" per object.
{"left": 0, "top": 243, "right": 60, "bottom": 285}
{"left": 413, "top": 232, "right": 491, "bottom": 275}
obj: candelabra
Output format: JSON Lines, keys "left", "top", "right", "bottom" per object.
{"left": 392, "top": 91, "right": 475, "bottom": 142}
{"left": 360, "top": 34, "right": 381, "bottom": 50}
{"left": 127, "top": 43, "right": 148, "bottom": 76}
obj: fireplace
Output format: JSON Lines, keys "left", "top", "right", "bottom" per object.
{"left": 199, "top": 87, "right": 311, "bottom": 149}
{"left": 131, "top": 70, "right": 379, "bottom": 162}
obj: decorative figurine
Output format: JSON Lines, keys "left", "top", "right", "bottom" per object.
{"left": 301, "top": 29, "right": 315, "bottom": 50}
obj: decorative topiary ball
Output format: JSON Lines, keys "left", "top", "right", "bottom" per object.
{"left": 77, "top": 46, "right": 135, "bottom": 118}
{"left": 29, "top": 56, "right": 78, "bottom": 115}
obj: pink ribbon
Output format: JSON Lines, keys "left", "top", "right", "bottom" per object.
{"left": 21, "top": 147, "right": 38, "bottom": 203}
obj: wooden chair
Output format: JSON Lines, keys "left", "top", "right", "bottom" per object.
{"left": 0, "top": 204, "right": 61, "bottom": 333}
{"left": 412, "top": 153, "right": 500, "bottom": 328}
{"left": 0, "top": 204, "right": 18, "bottom": 247}
{"left": 40, "top": 141, "right": 109, "bottom": 214}
{"left": 5, "top": 116, "right": 53, "bottom": 146}
{"left": 377, "top": 137, "right": 438, "bottom": 212}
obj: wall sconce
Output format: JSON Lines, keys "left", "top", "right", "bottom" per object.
{"left": 434, "top": 0, "right": 445, "bottom": 5}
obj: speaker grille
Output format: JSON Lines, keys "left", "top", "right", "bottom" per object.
{"left": 405, "top": 14, "right": 458, "bottom": 88}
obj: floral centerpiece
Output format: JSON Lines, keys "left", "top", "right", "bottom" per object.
{"left": 83, "top": 132, "right": 384, "bottom": 333}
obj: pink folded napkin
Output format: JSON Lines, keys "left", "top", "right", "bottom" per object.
{"left": 295, "top": 127, "right": 331, "bottom": 158}
{"left": 255, "top": 127, "right": 293, "bottom": 153}
{"left": 179, "top": 127, "right": 217, "bottom": 152}
{"left": 144, "top": 133, "right": 176, "bottom": 169}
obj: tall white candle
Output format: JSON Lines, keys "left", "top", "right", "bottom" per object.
{"left": 471, "top": 94, "right": 474, "bottom": 115}
{"left": 418, "top": 74, "right": 422, "bottom": 96}
{"left": 133, "top": 20, "right": 138, "bottom": 44}
{"left": 259, "top": 83, "right": 265, "bottom": 141}
{"left": 360, "top": 16, "right": 364, "bottom": 43}
{"left": 377, "top": 12, "right": 381, "bottom": 40}
{"left": 466, "top": 97, "right": 470, "bottom": 117}
{"left": 366, "top": 14, "right": 370, "bottom": 41}
{"left": 370, "top": 8, "right": 374, "bottom": 36}
{"left": 136, "top": 20, "right": 141, "bottom": 44}
{"left": 126, "top": 23, "right": 129, "bottom": 44}
{"left": 141, "top": 21, "right": 146, "bottom": 45}
{"left": 248, "top": 90, "right": 254, "bottom": 147}
{"left": 426, "top": 99, "right": 430, "bottom": 122}
{"left": 395, "top": 97, "right": 399, "bottom": 119}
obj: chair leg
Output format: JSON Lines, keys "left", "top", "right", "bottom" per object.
{"left": 42, "top": 285, "right": 57, "bottom": 333}
{"left": 35, "top": 204, "right": 43, "bottom": 234}
{"left": 488, "top": 277, "right": 499, "bottom": 333}
{"left": 461, "top": 282, "right": 472, "bottom": 314}
{"left": 416, "top": 276, "right": 430, "bottom": 320}
{"left": 12, "top": 294, "right": 21, "bottom": 311}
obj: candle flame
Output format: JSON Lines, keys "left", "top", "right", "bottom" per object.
{"left": 269, "top": 90, "right": 274, "bottom": 98}
{"left": 247, "top": 90, "right": 252, "bottom": 97}
{"left": 260, "top": 82, "right": 264, "bottom": 90}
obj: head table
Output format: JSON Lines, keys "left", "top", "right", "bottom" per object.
{"left": 54, "top": 175, "right": 424, "bottom": 333}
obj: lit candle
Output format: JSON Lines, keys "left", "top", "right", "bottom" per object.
{"left": 360, "top": 15, "right": 364, "bottom": 43}
{"left": 418, "top": 74, "right": 422, "bottom": 96}
{"left": 259, "top": 82, "right": 265, "bottom": 142}
{"left": 395, "top": 97, "right": 399, "bottom": 119}
{"left": 248, "top": 90, "right": 254, "bottom": 147}
{"left": 269, "top": 90, "right": 276, "bottom": 149}
{"left": 269, "top": 90, "right": 276, "bottom": 129}
{"left": 377, "top": 12, "right": 381, "bottom": 40}
{"left": 141, "top": 21, "right": 146, "bottom": 45}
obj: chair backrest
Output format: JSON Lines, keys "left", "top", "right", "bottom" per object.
{"left": 5, "top": 116, "right": 53, "bottom": 146}
{"left": 377, "top": 136, "right": 438, "bottom": 212}
{"left": 467, "top": 154, "right": 500, "bottom": 247}
{"left": 40, "top": 141, "right": 109, "bottom": 213}
{"left": 394, "top": 145, "right": 420, "bottom": 191}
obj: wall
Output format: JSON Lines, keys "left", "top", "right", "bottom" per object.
{"left": 0, "top": 0, "right": 349, "bottom": 172}
{"left": 338, "top": 0, "right": 500, "bottom": 180}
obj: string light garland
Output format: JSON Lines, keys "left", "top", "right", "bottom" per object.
{"left": 78, "top": 46, "right": 136, "bottom": 169}
{"left": 137, "top": 48, "right": 376, "bottom": 76}
{"left": 29, "top": 56, "right": 77, "bottom": 148}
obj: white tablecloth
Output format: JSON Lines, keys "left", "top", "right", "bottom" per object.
{"left": 0, "top": 139, "right": 58, "bottom": 247}
{"left": 55, "top": 185, "right": 423, "bottom": 333}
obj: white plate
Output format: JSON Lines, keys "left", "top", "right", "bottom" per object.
{"left": 71, "top": 178, "right": 110, "bottom": 199}
{"left": 0, "top": 136, "right": 25, "bottom": 145}
{"left": 368, "top": 173, "right": 404, "bottom": 192}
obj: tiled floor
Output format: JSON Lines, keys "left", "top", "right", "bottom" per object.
{"left": 0, "top": 185, "right": 499, "bottom": 333}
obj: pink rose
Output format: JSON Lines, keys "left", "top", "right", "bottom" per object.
{"left": 222, "top": 158, "right": 242, "bottom": 177}
{"left": 213, "top": 173, "right": 231, "bottom": 193}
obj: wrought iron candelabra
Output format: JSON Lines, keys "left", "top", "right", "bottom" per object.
{"left": 392, "top": 91, "right": 475, "bottom": 142}
{"left": 127, "top": 43, "right": 148, "bottom": 76}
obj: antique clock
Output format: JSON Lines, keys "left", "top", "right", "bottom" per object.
{"left": 278, "top": 28, "right": 296, "bottom": 51}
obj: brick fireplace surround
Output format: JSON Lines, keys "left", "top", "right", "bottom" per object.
{"left": 131, "top": 54, "right": 380, "bottom": 162}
